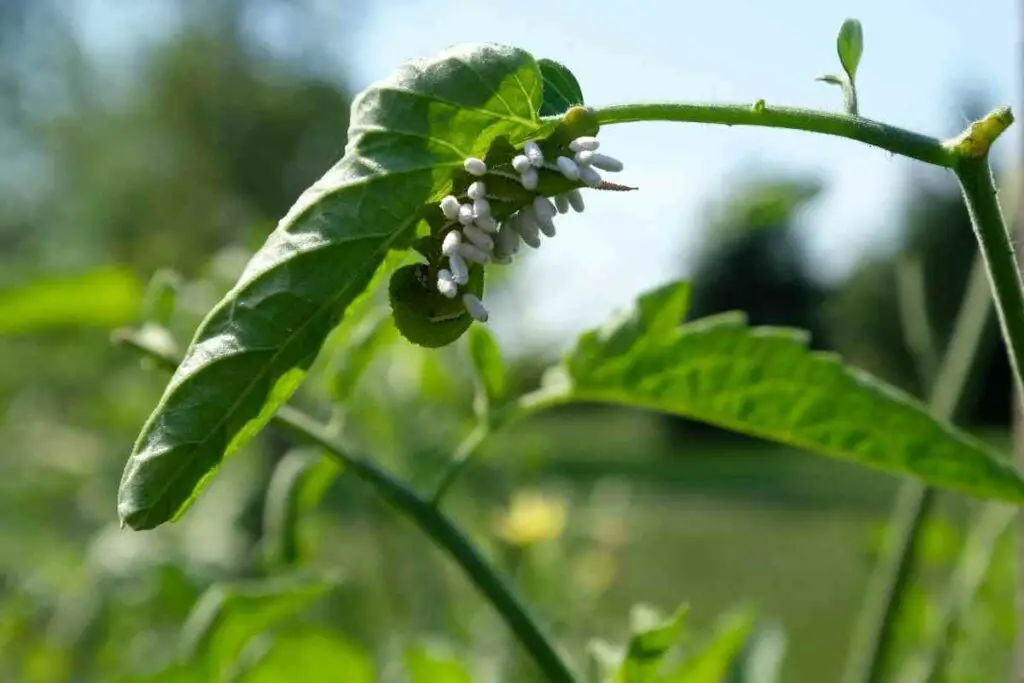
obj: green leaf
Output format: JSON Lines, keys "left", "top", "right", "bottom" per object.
{"left": 664, "top": 610, "right": 756, "bottom": 682}
{"left": 538, "top": 58, "right": 585, "bottom": 116}
{"left": 837, "top": 19, "right": 863, "bottom": 83}
{"left": 233, "top": 628, "right": 374, "bottom": 683}
{"left": 118, "top": 43, "right": 551, "bottom": 530}
{"left": 617, "top": 604, "right": 689, "bottom": 683}
{"left": 404, "top": 644, "right": 473, "bottom": 683}
{"left": 467, "top": 324, "right": 507, "bottom": 414}
{"left": 178, "top": 574, "right": 337, "bottom": 677}
{"left": 563, "top": 282, "right": 1024, "bottom": 504}
{"left": 0, "top": 266, "right": 142, "bottom": 334}
{"left": 261, "top": 448, "right": 342, "bottom": 569}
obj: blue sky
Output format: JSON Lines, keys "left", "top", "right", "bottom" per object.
{"left": 78, "top": 0, "right": 1021, "bottom": 354}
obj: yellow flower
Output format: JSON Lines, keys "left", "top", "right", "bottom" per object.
{"left": 494, "top": 490, "right": 568, "bottom": 547}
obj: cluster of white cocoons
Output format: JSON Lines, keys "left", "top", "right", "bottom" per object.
{"left": 435, "top": 136, "right": 624, "bottom": 323}
{"left": 511, "top": 136, "right": 623, "bottom": 191}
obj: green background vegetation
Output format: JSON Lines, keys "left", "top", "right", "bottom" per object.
{"left": 0, "top": 2, "right": 1016, "bottom": 681}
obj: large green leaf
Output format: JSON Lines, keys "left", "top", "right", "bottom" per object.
{"left": 560, "top": 282, "right": 1024, "bottom": 504}
{"left": 118, "top": 43, "right": 559, "bottom": 530}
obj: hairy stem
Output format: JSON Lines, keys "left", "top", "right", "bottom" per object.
{"left": 589, "top": 103, "right": 957, "bottom": 166}
{"left": 955, "top": 157, "right": 1024, "bottom": 397}
{"left": 113, "top": 331, "right": 579, "bottom": 683}
{"left": 842, "top": 256, "right": 996, "bottom": 683}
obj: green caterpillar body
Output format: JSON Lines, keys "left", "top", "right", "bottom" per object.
{"left": 389, "top": 263, "right": 485, "bottom": 348}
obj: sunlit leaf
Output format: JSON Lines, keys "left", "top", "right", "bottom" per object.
{"left": 0, "top": 266, "right": 142, "bottom": 334}
{"left": 837, "top": 19, "right": 864, "bottom": 82}
{"left": 178, "top": 574, "right": 336, "bottom": 677}
{"left": 404, "top": 644, "right": 473, "bottom": 683}
{"left": 118, "top": 43, "right": 557, "bottom": 530}
{"left": 561, "top": 282, "right": 1024, "bottom": 504}
{"left": 233, "top": 628, "right": 374, "bottom": 683}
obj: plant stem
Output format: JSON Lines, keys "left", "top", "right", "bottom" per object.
{"left": 589, "top": 103, "right": 957, "bottom": 167}
{"left": 842, "top": 256, "right": 996, "bottom": 683}
{"left": 113, "top": 331, "right": 579, "bottom": 683}
{"left": 429, "top": 385, "right": 571, "bottom": 505}
{"left": 955, "top": 157, "right": 1024, "bottom": 398}
{"left": 272, "top": 407, "right": 577, "bottom": 683}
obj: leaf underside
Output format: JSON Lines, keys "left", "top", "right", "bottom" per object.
{"left": 118, "top": 43, "right": 588, "bottom": 530}
{"left": 564, "top": 282, "right": 1024, "bottom": 505}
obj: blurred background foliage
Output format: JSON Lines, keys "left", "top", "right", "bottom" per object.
{"left": 0, "top": 1, "right": 1018, "bottom": 681}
